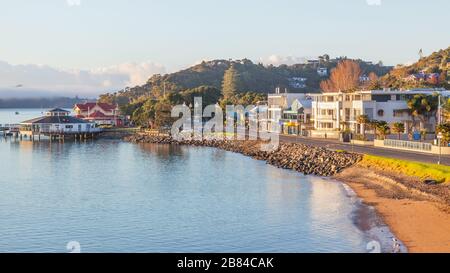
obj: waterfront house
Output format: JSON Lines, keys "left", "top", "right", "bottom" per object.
{"left": 20, "top": 108, "right": 99, "bottom": 138}
{"left": 74, "top": 102, "right": 122, "bottom": 126}
{"left": 267, "top": 89, "right": 312, "bottom": 133}
{"left": 279, "top": 98, "right": 313, "bottom": 135}
{"left": 310, "top": 89, "right": 449, "bottom": 139}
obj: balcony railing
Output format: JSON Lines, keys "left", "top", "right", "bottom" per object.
{"left": 22, "top": 127, "right": 102, "bottom": 134}
{"left": 315, "top": 115, "right": 336, "bottom": 120}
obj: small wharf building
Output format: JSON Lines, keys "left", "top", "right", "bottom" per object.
{"left": 19, "top": 108, "right": 101, "bottom": 141}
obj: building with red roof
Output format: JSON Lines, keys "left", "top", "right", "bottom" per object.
{"left": 74, "top": 102, "right": 123, "bottom": 126}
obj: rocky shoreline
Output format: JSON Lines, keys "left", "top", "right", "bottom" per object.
{"left": 124, "top": 134, "right": 362, "bottom": 177}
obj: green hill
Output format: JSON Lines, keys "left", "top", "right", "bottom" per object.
{"left": 99, "top": 57, "right": 392, "bottom": 105}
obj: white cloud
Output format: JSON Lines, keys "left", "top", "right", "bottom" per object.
{"left": 258, "top": 55, "right": 310, "bottom": 66}
{"left": 67, "top": 0, "right": 81, "bottom": 7}
{"left": 0, "top": 60, "right": 166, "bottom": 97}
{"left": 366, "top": 0, "right": 382, "bottom": 6}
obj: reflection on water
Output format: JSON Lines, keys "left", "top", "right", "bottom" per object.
{"left": 0, "top": 138, "right": 376, "bottom": 253}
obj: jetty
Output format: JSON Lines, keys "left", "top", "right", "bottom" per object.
{"left": 0, "top": 124, "right": 20, "bottom": 137}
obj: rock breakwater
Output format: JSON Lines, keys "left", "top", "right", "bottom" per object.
{"left": 124, "top": 134, "right": 362, "bottom": 176}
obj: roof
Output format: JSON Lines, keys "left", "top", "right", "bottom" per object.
{"left": 296, "top": 99, "right": 312, "bottom": 108}
{"left": 249, "top": 105, "right": 268, "bottom": 114}
{"left": 74, "top": 102, "right": 117, "bottom": 112}
{"left": 84, "top": 111, "right": 116, "bottom": 120}
{"left": 47, "top": 108, "right": 70, "bottom": 113}
{"left": 21, "top": 116, "right": 89, "bottom": 125}
{"left": 88, "top": 111, "right": 108, "bottom": 118}
{"left": 311, "top": 89, "right": 449, "bottom": 96}
{"left": 291, "top": 99, "right": 313, "bottom": 112}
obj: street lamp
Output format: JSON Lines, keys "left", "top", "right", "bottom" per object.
{"left": 437, "top": 132, "right": 443, "bottom": 165}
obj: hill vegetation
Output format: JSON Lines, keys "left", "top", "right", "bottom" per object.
{"left": 99, "top": 56, "right": 392, "bottom": 106}
{"left": 381, "top": 46, "right": 449, "bottom": 89}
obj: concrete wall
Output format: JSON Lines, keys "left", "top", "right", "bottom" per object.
{"left": 311, "top": 130, "right": 340, "bottom": 139}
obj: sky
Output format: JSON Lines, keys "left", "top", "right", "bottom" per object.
{"left": 0, "top": 0, "right": 449, "bottom": 97}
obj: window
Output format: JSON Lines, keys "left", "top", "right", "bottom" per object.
{"left": 364, "top": 108, "right": 374, "bottom": 120}
{"left": 320, "top": 122, "right": 334, "bottom": 129}
{"left": 372, "top": 95, "right": 391, "bottom": 102}
{"left": 377, "top": 110, "right": 384, "bottom": 117}
{"left": 362, "top": 94, "right": 372, "bottom": 101}
{"left": 65, "top": 125, "right": 73, "bottom": 129}
{"left": 393, "top": 110, "right": 409, "bottom": 117}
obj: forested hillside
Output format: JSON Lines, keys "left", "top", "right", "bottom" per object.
{"left": 99, "top": 57, "right": 392, "bottom": 105}
{"left": 381, "top": 46, "right": 449, "bottom": 89}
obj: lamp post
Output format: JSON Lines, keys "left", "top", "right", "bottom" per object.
{"left": 436, "top": 94, "right": 443, "bottom": 165}
{"left": 437, "top": 132, "right": 443, "bottom": 165}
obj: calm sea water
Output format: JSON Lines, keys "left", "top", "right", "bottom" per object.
{"left": 0, "top": 108, "right": 51, "bottom": 124}
{"left": 0, "top": 109, "right": 395, "bottom": 253}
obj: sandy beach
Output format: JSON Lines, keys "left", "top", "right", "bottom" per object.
{"left": 336, "top": 166, "right": 450, "bottom": 253}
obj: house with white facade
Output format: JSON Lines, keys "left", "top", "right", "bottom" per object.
{"left": 310, "top": 89, "right": 449, "bottom": 139}
{"left": 267, "top": 89, "right": 312, "bottom": 133}
{"left": 279, "top": 98, "right": 313, "bottom": 135}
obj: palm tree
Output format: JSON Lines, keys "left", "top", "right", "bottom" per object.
{"left": 407, "top": 94, "right": 439, "bottom": 131}
{"left": 375, "top": 121, "right": 390, "bottom": 140}
{"left": 436, "top": 123, "right": 450, "bottom": 146}
{"left": 391, "top": 122, "right": 405, "bottom": 140}
{"left": 368, "top": 119, "right": 379, "bottom": 138}
{"left": 356, "top": 114, "right": 370, "bottom": 139}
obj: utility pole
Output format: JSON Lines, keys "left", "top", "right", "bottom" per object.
{"left": 437, "top": 132, "right": 443, "bottom": 165}
{"left": 438, "top": 93, "right": 442, "bottom": 125}
{"left": 437, "top": 93, "right": 442, "bottom": 165}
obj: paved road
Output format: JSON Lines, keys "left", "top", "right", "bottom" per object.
{"left": 279, "top": 135, "right": 450, "bottom": 166}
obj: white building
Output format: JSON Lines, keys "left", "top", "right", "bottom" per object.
{"left": 288, "top": 77, "right": 307, "bottom": 89}
{"left": 20, "top": 108, "right": 100, "bottom": 137}
{"left": 279, "top": 98, "right": 313, "bottom": 135}
{"left": 267, "top": 90, "right": 311, "bottom": 133}
{"left": 311, "top": 89, "right": 449, "bottom": 139}
{"left": 317, "top": 67, "right": 328, "bottom": 77}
